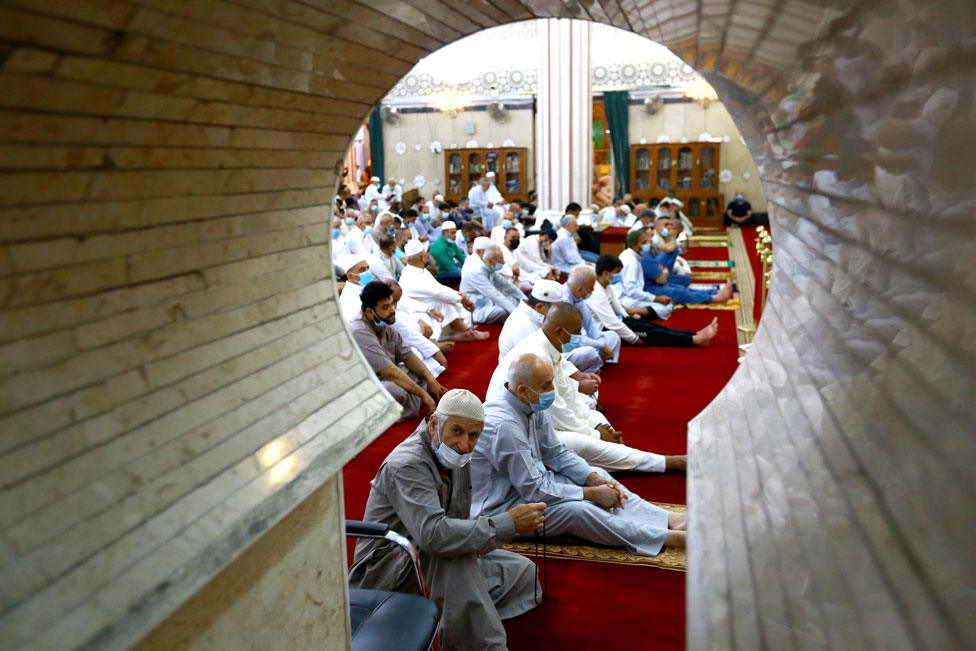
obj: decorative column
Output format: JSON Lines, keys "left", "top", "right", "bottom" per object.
{"left": 535, "top": 19, "right": 593, "bottom": 222}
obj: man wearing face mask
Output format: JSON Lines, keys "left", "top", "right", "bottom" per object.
{"left": 348, "top": 280, "right": 446, "bottom": 419}
{"left": 587, "top": 254, "right": 720, "bottom": 347}
{"left": 350, "top": 389, "right": 544, "bottom": 651}
{"left": 338, "top": 254, "right": 376, "bottom": 321}
{"left": 472, "top": 353, "right": 686, "bottom": 557}
{"left": 488, "top": 304, "right": 685, "bottom": 473}
{"left": 640, "top": 224, "right": 734, "bottom": 305}
{"left": 724, "top": 190, "right": 755, "bottom": 227}
{"left": 341, "top": 212, "right": 373, "bottom": 258}
{"left": 562, "top": 266, "right": 622, "bottom": 369}
{"left": 514, "top": 228, "right": 559, "bottom": 286}
{"left": 459, "top": 239, "right": 524, "bottom": 324}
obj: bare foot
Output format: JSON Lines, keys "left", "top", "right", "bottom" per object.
{"left": 664, "top": 530, "right": 686, "bottom": 549}
{"left": 692, "top": 317, "right": 719, "bottom": 346}
{"left": 654, "top": 295, "right": 672, "bottom": 305}
{"left": 664, "top": 455, "right": 687, "bottom": 472}
{"left": 450, "top": 328, "right": 490, "bottom": 342}
{"left": 711, "top": 281, "right": 733, "bottom": 303}
{"left": 437, "top": 341, "right": 455, "bottom": 354}
{"left": 668, "top": 511, "right": 687, "bottom": 531}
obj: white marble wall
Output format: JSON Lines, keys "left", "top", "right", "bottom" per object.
{"left": 2, "top": 2, "right": 973, "bottom": 650}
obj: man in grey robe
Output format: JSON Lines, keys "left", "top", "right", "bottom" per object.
{"left": 471, "top": 353, "right": 687, "bottom": 556}
{"left": 349, "top": 389, "right": 546, "bottom": 651}
{"left": 459, "top": 240, "right": 524, "bottom": 324}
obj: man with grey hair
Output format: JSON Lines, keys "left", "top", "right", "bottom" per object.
{"left": 460, "top": 240, "right": 524, "bottom": 324}
{"left": 563, "top": 266, "right": 622, "bottom": 368}
{"left": 350, "top": 389, "right": 545, "bottom": 651}
{"left": 468, "top": 174, "right": 503, "bottom": 231}
{"left": 551, "top": 215, "right": 588, "bottom": 275}
{"left": 471, "top": 353, "right": 686, "bottom": 557}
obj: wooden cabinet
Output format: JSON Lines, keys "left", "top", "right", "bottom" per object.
{"left": 444, "top": 147, "right": 528, "bottom": 203}
{"left": 630, "top": 143, "right": 723, "bottom": 224}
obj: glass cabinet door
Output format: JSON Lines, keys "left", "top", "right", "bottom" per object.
{"left": 705, "top": 197, "right": 720, "bottom": 218}
{"left": 448, "top": 153, "right": 462, "bottom": 195}
{"left": 486, "top": 151, "right": 499, "bottom": 175}
{"left": 634, "top": 147, "right": 651, "bottom": 191}
{"left": 688, "top": 197, "right": 702, "bottom": 217}
{"left": 677, "top": 146, "right": 693, "bottom": 189}
{"left": 655, "top": 147, "right": 671, "bottom": 190}
{"left": 467, "top": 153, "right": 482, "bottom": 187}
{"left": 504, "top": 151, "right": 521, "bottom": 194}
{"left": 698, "top": 145, "right": 716, "bottom": 189}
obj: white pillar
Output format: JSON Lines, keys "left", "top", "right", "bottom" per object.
{"left": 535, "top": 18, "right": 593, "bottom": 223}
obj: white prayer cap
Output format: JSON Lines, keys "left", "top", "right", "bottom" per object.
{"left": 338, "top": 253, "right": 367, "bottom": 272}
{"left": 371, "top": 176, "right": 380, "bottom": 183}
{"left": 670, "top": 198, "right": 684, "bottom": 208}
{"left": 473, "top": 236, "right": 492, "bottom": 252}
{"left": 485, "top": 171, "right": 496, "bottom": 178}
{"left": 435, "top": 388, "right": 485, "bottom": 422}
{"left": 577, "top": 213, "right": 593, "bottom": 226}
{"left": 441, "top": 220, "right": 457, "bottom": 231}
{"left": 434, "top": 193, "right": 444, "bottom": 201}
{"left": 621, "top": 205, "right": 632, "bottom": 215}
{"left": 403, "top": 239, "right": 425, "bottom": 257}
{"left": 530, "top": 279, "right": 565, "bottom": 302}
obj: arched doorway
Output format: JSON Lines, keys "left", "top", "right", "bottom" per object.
{"left": 1, "top": 3, "right": 972, "bottom": 649}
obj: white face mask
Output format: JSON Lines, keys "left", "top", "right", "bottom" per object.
{"left": 432, "top": 421, "right": 471, "bottom": 469}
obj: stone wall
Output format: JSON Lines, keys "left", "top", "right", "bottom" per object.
{"left": 2, "top": 2, "right": 973, "bottom": 650}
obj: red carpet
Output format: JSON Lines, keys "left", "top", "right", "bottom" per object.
{"left": 342, "top": 243, "right": 739, "bottom": 650}
{"left": 739, "top": 225, "right": 764, "bottom": 322}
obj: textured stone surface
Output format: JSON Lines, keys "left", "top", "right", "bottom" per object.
{"left": 1, "top": 2, "right": 973, "bottom": 650}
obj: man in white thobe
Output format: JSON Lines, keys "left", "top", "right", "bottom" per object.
{"left": 617, "top": 229, "right": 674, "bottom": 320}
{"left": 381, "top": 176, "right": 403, "bottom": 205}
{"left": 341, "top": 212, "right": 374, "bottom": 258}
{"left": 362, "top": 175, "right": 385, "bottom": 210}
{"left": 514, "top": 229, "right": 558, "bottom": 285}
{"left": 562, "top": 266, "right": 622, "bottom": 369}
{"left": 468, "top": 176, "right": 503, "bottom": 232}
{"left": 426, "top": 193, "right": 444, "bottom": 223}
{"left": 487, "top": 303, "right": 686, "bottom": 473}
{"left": 337, "top": 254, "right": 374, "bottom": 322}
{"left": 551, "top": 216, "right": 588, "bottom": 275}
{"left": 400, "top": 239, "right": 489, "bottom": 342}
{"left": 460, "top": 240, "right": 524, "bottom": 324}
{"left": 471, "top": 354, "right": 686, "bottom": 557}
{"left": 387, "top": 279, "right": 448, "bottom": 378}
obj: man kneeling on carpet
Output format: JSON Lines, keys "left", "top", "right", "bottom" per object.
{"left": 471, "top": 353, "right": 687, "bottom": 556}
{"left": 348, "top": 280, "right": 446, "bottom": 421}
{"left": 349, "top": 389, "right": 546, "bottom": 651}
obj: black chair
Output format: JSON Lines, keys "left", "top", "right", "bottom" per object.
{"left": 346, "top": 520, "right": 440, "bottom": 651}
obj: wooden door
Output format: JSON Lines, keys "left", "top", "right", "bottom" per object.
{"left": 446, "top": 150, "right": 463, "bottom": 200}
{"left": 501, "top": 149, "right": 525, "bottom": 201}
{"left": 466, "top": 149, "right": 484, "bottom": 194}
{"left": 632, "top": 146, "right": 652, "bottom": 194}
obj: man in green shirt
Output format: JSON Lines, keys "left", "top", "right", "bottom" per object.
{"left": 429, "top": 220, "right": 466, "bottom": 285}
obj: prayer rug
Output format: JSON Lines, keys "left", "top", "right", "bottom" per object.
{"left": 685, "top": 259, "right": 735, "bottom": 268}
{"left": 678, "top": 297, "right": 743, "bottom": 310}
{"left": 503, "top": 503, "right": 687, "bottom": 572}
{"left": 692, "top": 271, "right": 736, "bottom": 281}
{"left": 685, "top": 240, "right": 732, "bottom": 247}
{"left": 688, "top": 234, "right": 731, "bottom": 241}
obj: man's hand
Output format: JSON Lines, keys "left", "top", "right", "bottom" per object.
{"left": 583, "top": 484, "right": 623, "bottom": 510}
{"left": 625, "top": 307, "right": 643, "bottom": 318}
{"left": 655, "top": 267, "right": 670, "bottom": 285}
{"left": 577, "top": 378, "right": 599, "bottom": 395}
{"left": 460, "top": 294, "right": 475, "bottom": 312}
{"left": 509, "top": 503, "right": 546, "bottom": 534}
{"left": 427, "top": 380, "right": 447, "bottom": 401}
{"left": 584, "top": 472, "right": 605, "bottom": 487}
{"left": 420, "top": 391, "right": 437, "bottom": 415}
{"left": 433, "top": 351, "right": 448, "bottom": 368}
{"left": 428, "top": 308, "right": 444, "bottom": 322}
{"left": 654, "top": 295, "right": 672, "bottom": 305}
{"left": 419, "top": 320, "right": 433, "bottom": 338}
{"left": 600, "top": 345, "right": 614, "bottom": 361}
{"left": 596, "top": 423, "right": 623, "bottom": 443}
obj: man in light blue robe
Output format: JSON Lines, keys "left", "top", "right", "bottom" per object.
{"left": 460, "top": 240, "right": 524, "bottom": 324}
{"left": 470, "top": 353, "right": 687, "bottom": 556}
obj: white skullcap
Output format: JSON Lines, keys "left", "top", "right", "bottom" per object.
{"left": 485, "top": 171, "right": 496, "bottom": 178}
{"left": 338, "top": 253, "right": 367, "bottom": 272}
{"left": 371, "top": 176, "right": 380, "bottom": 183}
{"left": 670, "top": 198, "right": 684, "bottom": 208}
{"left": 441, "top": 220, "right": 457, "bottom": 230}
{"left": 435, "top": 388, "right": 485, "bottom": 422}
{"left": 434, "top": 194, "right": 444, "bottom": 201}
{"left": 621, "top": 205, "right": 632, "bottom": 214}
{"left": 530, "top": 279, "right": 565, "bottom": 302}
{"left": 577, "top": 213, "right": 593, "bottom": 226}
{"left": 403, "top": 239, "right": 425, "bottom": 257}
{"left": 472, "top": 236, "right": 492, "bottom": 252}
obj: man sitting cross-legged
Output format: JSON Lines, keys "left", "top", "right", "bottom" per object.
{"left": 348, "top": 280, "right": 446, "bottom": 420}
{"left": 350, "top": 389, "right": 544, "bottom": 651}
{"left": 487, "top": 302, "right": 686, "bottom": 473}
{"left": 471, "top": 353, "right": 686, "bottom": 556}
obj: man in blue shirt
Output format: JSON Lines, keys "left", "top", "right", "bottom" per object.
{"left": 724, "top": 190, "right": 755, "bottom": 227}
{"left": 562, "top": 266, "right": 622, "bottom": 371}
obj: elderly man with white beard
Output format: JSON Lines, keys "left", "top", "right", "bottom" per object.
{"left": 350, "top": 389, "right": 544, "bottom": 651}
{"left": 470, "top": 353, "right": 687, "bottom": 556}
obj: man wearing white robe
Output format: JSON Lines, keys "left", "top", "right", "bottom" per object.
{"left": 381, "top": 177, "right": 403, "bottom": 205}
{"left": 514, "top": 230, "right": 558, "bottom": 285}
{"left": 487, "top": 303, "right": 685, "bottom": 473}
{"left": 388, "top": 279, "right": 448, "bottom": 378}
{"left": 617, "top": 229, "right": 674, "bottom": 320}
{"left": 471, "top": 353, "right": 686, "bottom": 558}
{"left": 399, "top": 239, "right": 489, "bottom": 342}
{"left": 337, "top": 254, "right": 373, "bottom": 322}
{"left": 562, "top": 266, "right": 622, "bottom": 368}
{"left": 341, "top": 212, "right": 373, "bottom": 258}
{"left": 468, "top": 176, "right": 503, "bottom": 232}
{"left": 425, "top": 193, "right": 444, "bottom": 223}
{"left": 460, "top": 240, "right": 524, "bottom": 324}
{"left": 362, "top": 175, "right": 385, "bottom": 211}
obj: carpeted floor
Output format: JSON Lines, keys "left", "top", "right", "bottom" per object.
{"left": 341, "top": 239, "right": 740, "bottom": 651}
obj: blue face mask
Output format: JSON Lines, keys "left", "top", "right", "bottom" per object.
{"left": 641, "top": 243, "right": 651, "bottom": 255}
{"left": 363, "top": 225, "right": 373, "bottom": 235}
{"left": 394, "top": 249, "right": 406, "bottom": 260}
{"left": 345, "top": 217, "right": 355, "bottom": 226}
{"left": 611, "top": 273, "right": 622, "bottom": 285}
{"left": 421, "top": 214, "right": 430, "bottom": 222}
{"left": 370, "top": 205, "right": 379, "bottom": 213}
{"left": 491, "top": 262, "right": 504, "bottom": 272}
{"left": 432, "top": 430, "right": 471, "bottom": 469}
{"left": 501, "top": 220, "right": 513, "bottom": 230}
{"left": 735, "top": 194, "right": 744, "bottom": 201}
{"left": 368, "top": 308, "right": 393, "bottom": 328}
{"left": 661, "top": 227, "right": 669, "bottom": 239}
{"left": 386, "top": 226, "right": 395, "bottom": 235}
{"left": 561, "top": 332, "right": 584, "bottom": 353}
{"left": 357, "top": 270, "right": 374, "bottom": 285}
{"left": 529, "top": 387, "right": 556, "bottom": 412}
{"left": 521, "top": 210, "right": 529, "bottom": 217}
{"left": 332, "top": 228, "right": 342, "bottom": 239}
